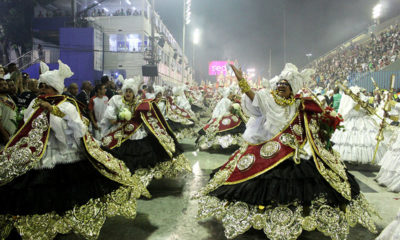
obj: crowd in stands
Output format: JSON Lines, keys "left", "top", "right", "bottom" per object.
{"left": 36, "top": 7, "right": 142, "bottom": 18}
{"left": 84, "top": 8, "right": 142, "bottom": 17}
{"left": 36, "top": 9, "right": 70, "bottom": 18}
{"left": 312, "top": 24, "right": 400, "bottom": 88}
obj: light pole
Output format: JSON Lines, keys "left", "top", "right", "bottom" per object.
{"left": 150, "top": 0, "right": 156, "bottom": 85}
{"left": 181, "top": 0, "right": 191, "bottom": 84}
{"left": 192, "top": 28, "right": 200, "bottom": 83}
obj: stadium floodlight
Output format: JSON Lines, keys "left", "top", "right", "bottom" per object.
{"left": 372, "top": 3, "right": 382, "bottom": 19}
{"left": 193, "top": 28, "right": 201, "bottom": 45}
{"left": 126, "top": 0, "right": 131, "bottom": 5}
{"left": 103, "top": 7, "right": 109, "bottom": 12}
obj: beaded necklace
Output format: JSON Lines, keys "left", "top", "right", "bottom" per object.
{"left": 271, "top": 90, "right": 295, "bottom": 107}
{"left": 122, "top": 97, "right": 136, "bottom": 112}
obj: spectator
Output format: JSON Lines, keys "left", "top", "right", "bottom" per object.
{"left": 101, "top": 75, "right": 115, "bottom": 99}
{"left": 76, "top": 81, "right": 93, "bottom": 108}
{"left": 332, "top": 87, "right": 342, "bottom": 112}
{"left": 16, "top": 79, "right": 39, "bottom": 109}
{"left": 8, "top": 63, "right": 23, "bottom": 94}
{"left": 325, "top": 89, "right": 334, "bottom": 107}
{"left": 22, "top": 72, "right": 29, "bottom": 91}
{"left": 6, "top": 79, "right": 18, "bottom": 104}
{"left": 63, "top": 83, "right": 79, "bottom": 99}
{"left": 0, "top": 78, "right": 16, "bottom": 146}
{"left": 0, "top": 65, "right": 4, "bottom": 78}
{"left": 88, "top": 83, "right": 108, "bottom": 140}
{"left": 38, "top": 44, "right": 44, "bottom": 61}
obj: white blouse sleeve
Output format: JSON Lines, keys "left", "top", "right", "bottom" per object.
{"left": 394, "top": 102, "right": 400, "bottom": 111}
{"left": 24, "top": 98, "right": 37, "bottom": 122}
{"left": 241, "top": 90, "right": 271, "bottom": 118}
{"left": 50, "top": 101, "right": 87, "bottom": 144}
{"left": 103, "top": 95, "right": 120, "bottom": 121}
{"left": 212, "top": 98, "right": 232, "bottom": 118}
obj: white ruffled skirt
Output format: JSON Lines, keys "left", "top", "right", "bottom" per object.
{"left": 376, "top": 127, "right": 400, "bottom": 192}
{"left": 331, "top": 115, "right": 387, "bottom": 165}
{"left": 376, "top": 208, "right": 400, "bottom": 240}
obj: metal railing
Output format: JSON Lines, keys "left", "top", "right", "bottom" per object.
{"left": 4, "top": 50, "right": 40, "bottom": 70}
{"left": 350, "top": 71, "right": 400, "bottom": 92}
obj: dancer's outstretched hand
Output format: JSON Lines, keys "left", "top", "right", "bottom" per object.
{"left": 230, "top": 64, "right": 243, "bottom": 80}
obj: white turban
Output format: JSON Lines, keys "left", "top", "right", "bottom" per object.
{"left": 40, "top": 61, "right": 49, "bottom": 74}
{"left": 121, "top": 75, "right": 141, "bottom": 94}
{"left": 172, "top": 86, "right": 185, "bottom": 96}
{"left": 349, "top": 86, "right": 361, "bottom": 95}
{"left": 39, "top": 60, "right": 73, "bottom": 94}
{"left": 262, "top": 76, "right": 279, "bottom": 89}
{"left": 154, "top": 85, "right": 164, "bottom": 96}
{"left": 278, "top": 63, "right": 315, "bottom": 95}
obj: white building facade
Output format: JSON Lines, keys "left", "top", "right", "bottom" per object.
{"left": 87, "top": 0, "right": 192, "bottom": 86}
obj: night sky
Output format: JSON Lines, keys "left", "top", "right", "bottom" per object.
{"left": 154, "top": 0, "right": 400, "bottom": 82}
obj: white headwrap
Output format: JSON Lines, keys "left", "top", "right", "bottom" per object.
{"left": 172, "top": 86, "right": 185, "bottom": 96}
{"left": 117, "top": 74, "right": 124, "bottom": 84}
{"left": 229, "top": 84, "right": 239, "bottom": 95}
{"left": 221, "top": 87, "right": 231, "bottom": 98}
{"left": 349, "top": 86, "right": 361, "bottom": 95}
{"left": 39, "top": 60, "right": 73, "bottom": 94}
{"left": 121, "top": 75, "right": 141, "bottom": 94}
{"left": 278, "top": 63, "right": 315, "bottom": 94}
{"left": 154, "top": 85, "right": 164, "bottom": 96}
{"left": 40, "top": 61, "right": 49, "bottom": 74}
{"left": 262, "top": 76, "right": 279, "bottom": 89}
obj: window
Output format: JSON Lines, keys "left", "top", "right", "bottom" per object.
{"left": 109, "top": 33, "right": 142, "bottom": 52}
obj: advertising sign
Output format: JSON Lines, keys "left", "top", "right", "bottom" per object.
{"left": 208, "top": 61, "right": 233, "bottom": 76}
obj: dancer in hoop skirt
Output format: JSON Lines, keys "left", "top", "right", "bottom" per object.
{"left": 100, "top": 76, "right": 191, "bottom": 187}
{"left": 0, "top": 61, "right": 148, "bottom": 240}
{"left": 195, "top": 63, "right": 378, "bottom": 240}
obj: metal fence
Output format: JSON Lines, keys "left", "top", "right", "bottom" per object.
{"left": 350, "top": 71, "right": 400, "bottom": 92}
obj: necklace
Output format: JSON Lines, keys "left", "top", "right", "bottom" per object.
{"left": 289, "top": 114, "right": 303, "bottom": 142}
{"left": 271, "top": 90, "right": 295, "bottom": 107}
{"left": 122, "top": 98, "right": 136, "bottom": 112}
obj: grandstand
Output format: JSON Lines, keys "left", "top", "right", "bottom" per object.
{"left": 309, "top": 14, "right": 400, "bottom": 92}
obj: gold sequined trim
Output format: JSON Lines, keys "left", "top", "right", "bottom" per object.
{"left": 50, "top": 105, "right": 66, "bottom": 118}
{"left": 134, "top": 154, "right": 191, "bottom": 187}
{"left": 197, "top": 194, "right": 377, "bottom": 240}
{"left": 1, "top": 186, "right": 138, "bottom": 240}
{"left": 83, "top": 133, "right": 150, "bottom": 198}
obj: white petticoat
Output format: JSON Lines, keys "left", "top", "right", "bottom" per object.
{"left": 331, "top": 115, "right": 387, "bottom": 165}
{"left": 376, "top": 127, "right": 400, "bottom": 192}
{"left": 376, "top": 208, "right": 400, "bottom": 240}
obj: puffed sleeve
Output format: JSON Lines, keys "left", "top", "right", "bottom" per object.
{"left": 240, "top": 90, "right": 270, "bottom": 118}
{"left": 50, "top": 101, "right": 87, "bottom": 144}
{"left": 103, "top": 95, "right": 120, "bottom": 121}
{"left": 212, "top": 98, "right": 232, "bottom": 119}
{"left": 24, "top": 98, "right": 37, "bottom": 122}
